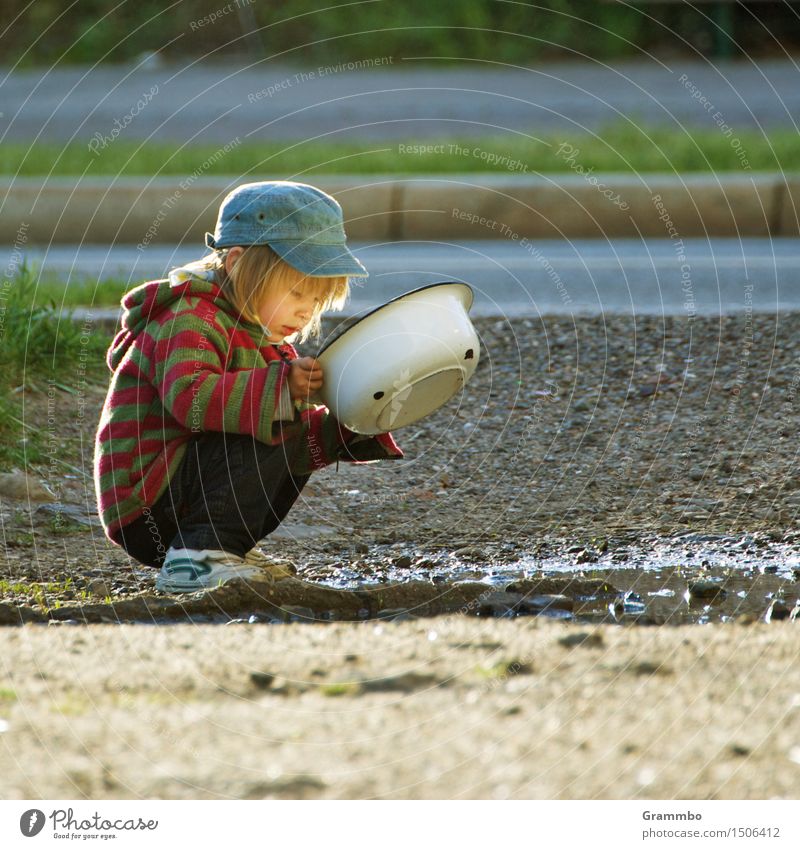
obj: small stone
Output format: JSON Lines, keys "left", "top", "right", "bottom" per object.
{"left": 250, "top": 672, "right": 275, "bottom": 689}
{"left": 559, "top": 631, "right": 604, "bottom": 649}
{"left": 631, "top": 660, "right": 672, "bottom": 676}
{"left": 576, "top": 548, "right": 599, "bottom": 564}
{"left": 688, "top": 579, "right": 726, "bottom": 600}
{"left": 521, "top": 594, "right": 574, "bottom": 613}
{"left": 476, "top": 591, "right": 524, "bottom": 617}
{"left": 86, "top": 579, "right": 112, "bottom": 598}
{"left": 250, "top": 775, "right": 327, "bottom": 799}
{"left": 0, "top": 472, "right": 56, "bottom": 502}
{"left": 360, "top": 672, "right": 439, "bottom": 694}
{"left": 764, "top": 599, "right": 792, "bottom": 623}
{"left": 376, "top": 608, "right": 414, "bottom": 621}
{"left": 454, "top": 545, "right": 485, "bottom": 559}
{"left": 283, "top": 606, "right": 315, "bottom": 622}
{"left": 248, "top": 613, "right": 280, "bottom": 624}
{"left": 267, "top": 676, "right": 295, "bottom": 696}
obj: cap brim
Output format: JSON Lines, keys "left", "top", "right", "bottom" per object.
{"left": 268, "top": 240, "right": 368, "bottom": 278}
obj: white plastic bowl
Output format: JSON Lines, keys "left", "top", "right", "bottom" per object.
{"left": 317, "top": 282, "right": 480, "bottom": 434}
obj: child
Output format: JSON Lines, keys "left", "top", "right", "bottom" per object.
{"left": 93, "top": 181, "right": 403, "bottom": 593}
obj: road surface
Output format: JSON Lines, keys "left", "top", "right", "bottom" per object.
{"left": 1, "top": 60, "right": 798, "bottom": 145}
{"left": 5, "top": 237, "right": 799, "bottom": 317}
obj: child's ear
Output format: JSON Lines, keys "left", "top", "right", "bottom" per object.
{"left": 224, "top": 246, "right": 245, "bottom": 275}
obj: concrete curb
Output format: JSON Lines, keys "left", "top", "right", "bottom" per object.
{"left": 2, "top": 174, "right": 798, "bottom": 245}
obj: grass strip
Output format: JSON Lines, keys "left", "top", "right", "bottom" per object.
{"left": 0, "top": 264, "right": 110, "bottom": 469}
{"left": 3, "top": 126, "right": 799, "bottom": 177}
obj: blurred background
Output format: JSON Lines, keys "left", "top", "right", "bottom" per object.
{"left": 4, "top": 0, "right": 800, "bottom": 65}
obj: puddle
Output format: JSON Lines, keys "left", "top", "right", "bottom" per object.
{"left": 5, "top": 534, "right": 798, "bottom": 627}
{"left": 289, "top": 532, "right": 800, "bottom": 626}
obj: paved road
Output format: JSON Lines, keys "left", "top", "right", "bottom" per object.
{"left": 7, "top": 238, "right": 800, "bottom": 317}
{"left": 1, "top": 59, "right": 798, "bottom": 145}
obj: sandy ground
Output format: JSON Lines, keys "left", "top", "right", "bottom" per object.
{"left": 1, "top": 616, "right": 799, "bottom": 800}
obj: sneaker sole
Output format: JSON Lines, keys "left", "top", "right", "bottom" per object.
{"left": 156, "top": 565, "right": 265, "bottom": 593}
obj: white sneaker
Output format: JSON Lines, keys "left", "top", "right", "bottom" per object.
{"left": 155, "top": 547, "right": 265, "bottom": 593}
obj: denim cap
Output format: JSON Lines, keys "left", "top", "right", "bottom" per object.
{"left": 205, "top": 181, "right": 368, "bottom": 277}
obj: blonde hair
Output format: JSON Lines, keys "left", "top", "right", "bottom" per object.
{"left": 197, "top": 244, "right": 350, "bottom": 343}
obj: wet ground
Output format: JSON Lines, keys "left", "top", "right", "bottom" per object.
{"left": 1, "top": 527, "right": 798, "bottom": 628}
{"left": 2, "top": 312, "right": 800, "bottom": 628}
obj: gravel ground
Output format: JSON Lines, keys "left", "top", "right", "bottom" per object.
{"left": 1, "top": 312, "right": 799, "bottom": 798}
{"left": 2, "top": 312, "right": 799, "bottom": 621}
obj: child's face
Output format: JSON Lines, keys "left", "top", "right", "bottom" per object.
{"left": 258, "top": 283, "right": 322, "bottom": 342}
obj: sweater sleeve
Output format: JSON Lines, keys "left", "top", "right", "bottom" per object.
{"left": 151, "top": 314, "right": 291, "bottom": 443}
{"left": 285, "top": 398, "right": 404, "bottom": 476}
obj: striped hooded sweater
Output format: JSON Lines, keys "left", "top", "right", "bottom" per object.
{"left": 93, "top": 264, "right": 403, "bottom": 545}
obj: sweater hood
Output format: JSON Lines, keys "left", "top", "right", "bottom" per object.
{"left": 106, "top": 262, "right": 241, "bottom": 371}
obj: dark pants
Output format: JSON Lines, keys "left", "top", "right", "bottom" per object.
{"left": 117, "top": 432, "right": 311, "bottom": 568}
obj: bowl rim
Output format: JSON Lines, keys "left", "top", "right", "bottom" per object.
{"left": 315, "top": 281, "right": 475, "bottom": 357}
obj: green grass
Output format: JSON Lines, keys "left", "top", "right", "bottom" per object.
{"left": 0, "top": 687, "right": 17, "bottom": 703}
{"left": 0, "top": 263, "right": 111, "bottom": 470}
{"left": 320, "top": 682, "right": 361, "bottom": 697}
{"left": 4, "top": 126, "right": 800, "bottom": 178}
{"left": 23, "top": 273, "right": 129, "bottom": 309}
{"left": 0, "top": 577, "right": 91, "bottom": 610}
{"left": 0, "top": 264, "right": 111, "bottom": 386}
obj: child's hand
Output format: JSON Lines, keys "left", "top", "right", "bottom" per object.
{"left": 288, "top": 356, "right": 324, "bottom": 400}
